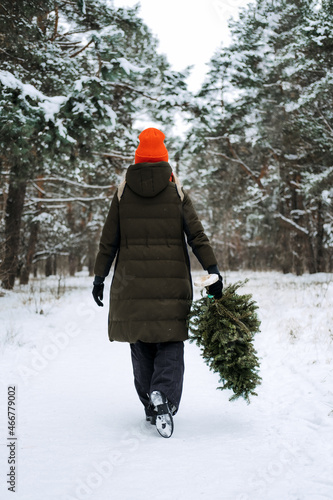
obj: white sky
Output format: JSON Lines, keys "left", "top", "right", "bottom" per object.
{"left": 113, "top": 0, "right": 251, "bottom": 92}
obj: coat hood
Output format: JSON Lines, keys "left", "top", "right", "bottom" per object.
{"left": 125, "top": 161, "right": 172, "bottom": 198}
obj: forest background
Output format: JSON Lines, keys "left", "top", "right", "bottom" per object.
{"left": 1, "top": 0, "right": 332, "bottom": 290}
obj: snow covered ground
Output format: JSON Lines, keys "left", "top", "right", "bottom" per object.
{"left": 0, "top": 270, "right": 333, "bottom": 500}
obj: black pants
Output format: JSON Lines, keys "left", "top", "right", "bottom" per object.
{"left": 130, "top": 340, "right": 185, "bottom": 415}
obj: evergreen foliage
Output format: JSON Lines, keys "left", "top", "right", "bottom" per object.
{"left": 0, "top": 0, "right": 191, "bottom": 286}
{"left": 1, "top": 0, "right": 333, "bottom": 284}
{"left": 187, "top": 280, "right": 262, "bottom": 404}
{"left": 183, "top": 0, "right": 333, "bottom": 274}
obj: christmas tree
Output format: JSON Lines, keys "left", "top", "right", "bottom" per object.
{"left": 187, "top": 280, "right": 262, "bottom": 404}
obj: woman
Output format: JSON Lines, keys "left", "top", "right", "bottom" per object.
{"left": 92, "top": 127, "right": 222, "bottom": 438}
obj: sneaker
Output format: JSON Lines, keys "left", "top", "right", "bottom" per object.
{"left": 150, "top": 390, "right": 174, "bottom": 438}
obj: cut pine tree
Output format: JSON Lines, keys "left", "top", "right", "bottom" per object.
{"left": 187, "top": 279, "right": 262, "bottom": 404}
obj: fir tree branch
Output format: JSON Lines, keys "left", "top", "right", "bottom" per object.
{"left": 188, "top": 280, "right": 262, "bottom": 404}
{"left": 60, "top": 29, "right": 95, "bottom": 37}
{"left": 69, "top": 39, "right": 94, "bottom": 58}
{"left": 56, "top": 41, "right": 81, "bottom": 47}
{"left": 0, "top": 48, "right": 25, "bottom": 63}
{"left": 215, "top": 302, "right": 251, "bottom": 335}
{"left": 102, "top": 81, "right": 159, "bottom": 102}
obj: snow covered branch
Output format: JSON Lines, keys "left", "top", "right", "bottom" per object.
{"left": 31, "top": 181, "right": 46, "bottom": 196}
{"left": 211, "top": 150, "right": 266, "bottom": 192}
{"left": 93, "top": 151, "right": 134, "bottom": 161}
{"left": 69, "top": 39, "right": 94, "bottom": 58}
{"left": 206, "top": 135, "right": 228, "bottom": 141}
{"left": 28, "top": 196, "right": 109, "bottom": 204}
{"left": 0, "top": 48, "right": 25, "bottom": 63}
{"left": 275, "top": 214, "right": 309, "bottom": 236}
{"left": 32, "top": 176, "right": 115, "bottom": 190}
{"left": 103, "top": 81, "right": 159, "bottom": 102}
{"left": 315, "top": 103, "right": 333, "bottom": 138}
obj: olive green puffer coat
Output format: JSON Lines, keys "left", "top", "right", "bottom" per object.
{"left": 94, "top": 161, "right": 217, "bottom": 343}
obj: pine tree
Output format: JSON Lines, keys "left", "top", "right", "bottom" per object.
{"left": 279, "top": 0, "right": 333, "bottom": 272}
{"left": 0, "top": 0, "right": 191, "bottom": 286}
{"left": 183, "top": 0, "right": 333, "bottom": 274}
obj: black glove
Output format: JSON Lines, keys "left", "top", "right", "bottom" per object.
{"left": 92, "top": 276, "right": 105, "bottom": 307}
{"left": 206, "top": 265, "right": 223, "bottom": 300}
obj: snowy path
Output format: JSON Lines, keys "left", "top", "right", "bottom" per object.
{"left": 1, "top": 271, "right": 333, "bottom": 500}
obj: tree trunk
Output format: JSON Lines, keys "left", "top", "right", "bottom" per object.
{"left": 316, "top": 199, "right": 325, "bottom": 272}
{"left": 88, "top": 254, "right": 94, "bottom": 276}
{"left": 53, "top": 254, "right": 57, "bottom": 275}
{"left": 45, "top": 255, "right": 53, "bottom": 277}
{"left": 277, "top": 219, "right": 292, "bottom": 274}
{"left": 77, "top": 256, "right": 83, "bottom": 273}
{"left": 69, "top": 253, "right": 76, "bottom": 276}
{"left": 20, "top": 220, "right": 39, "bottom": 285}
{"left": 1, "top": 167, "right": 27, "bottom": 290}
{"left": 303, "top": 210, "right": 317, "bottom": 274}
{"left": 88, "top": 237, "right": 97, "bottom": 276}
{"left": 305, "top": 233, "right": 316, "bottom": 274}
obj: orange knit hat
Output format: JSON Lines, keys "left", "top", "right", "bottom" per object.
{"left": 134, "top": 127, "right": 169, "bottom": 164}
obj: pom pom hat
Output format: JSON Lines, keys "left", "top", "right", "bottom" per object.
{"left": 134, "top": 127, "right": 169, "bottom": 164}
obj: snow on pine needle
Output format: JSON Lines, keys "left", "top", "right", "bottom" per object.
{"left": 187, "top": 280, "right": 262, "bottom": 404}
